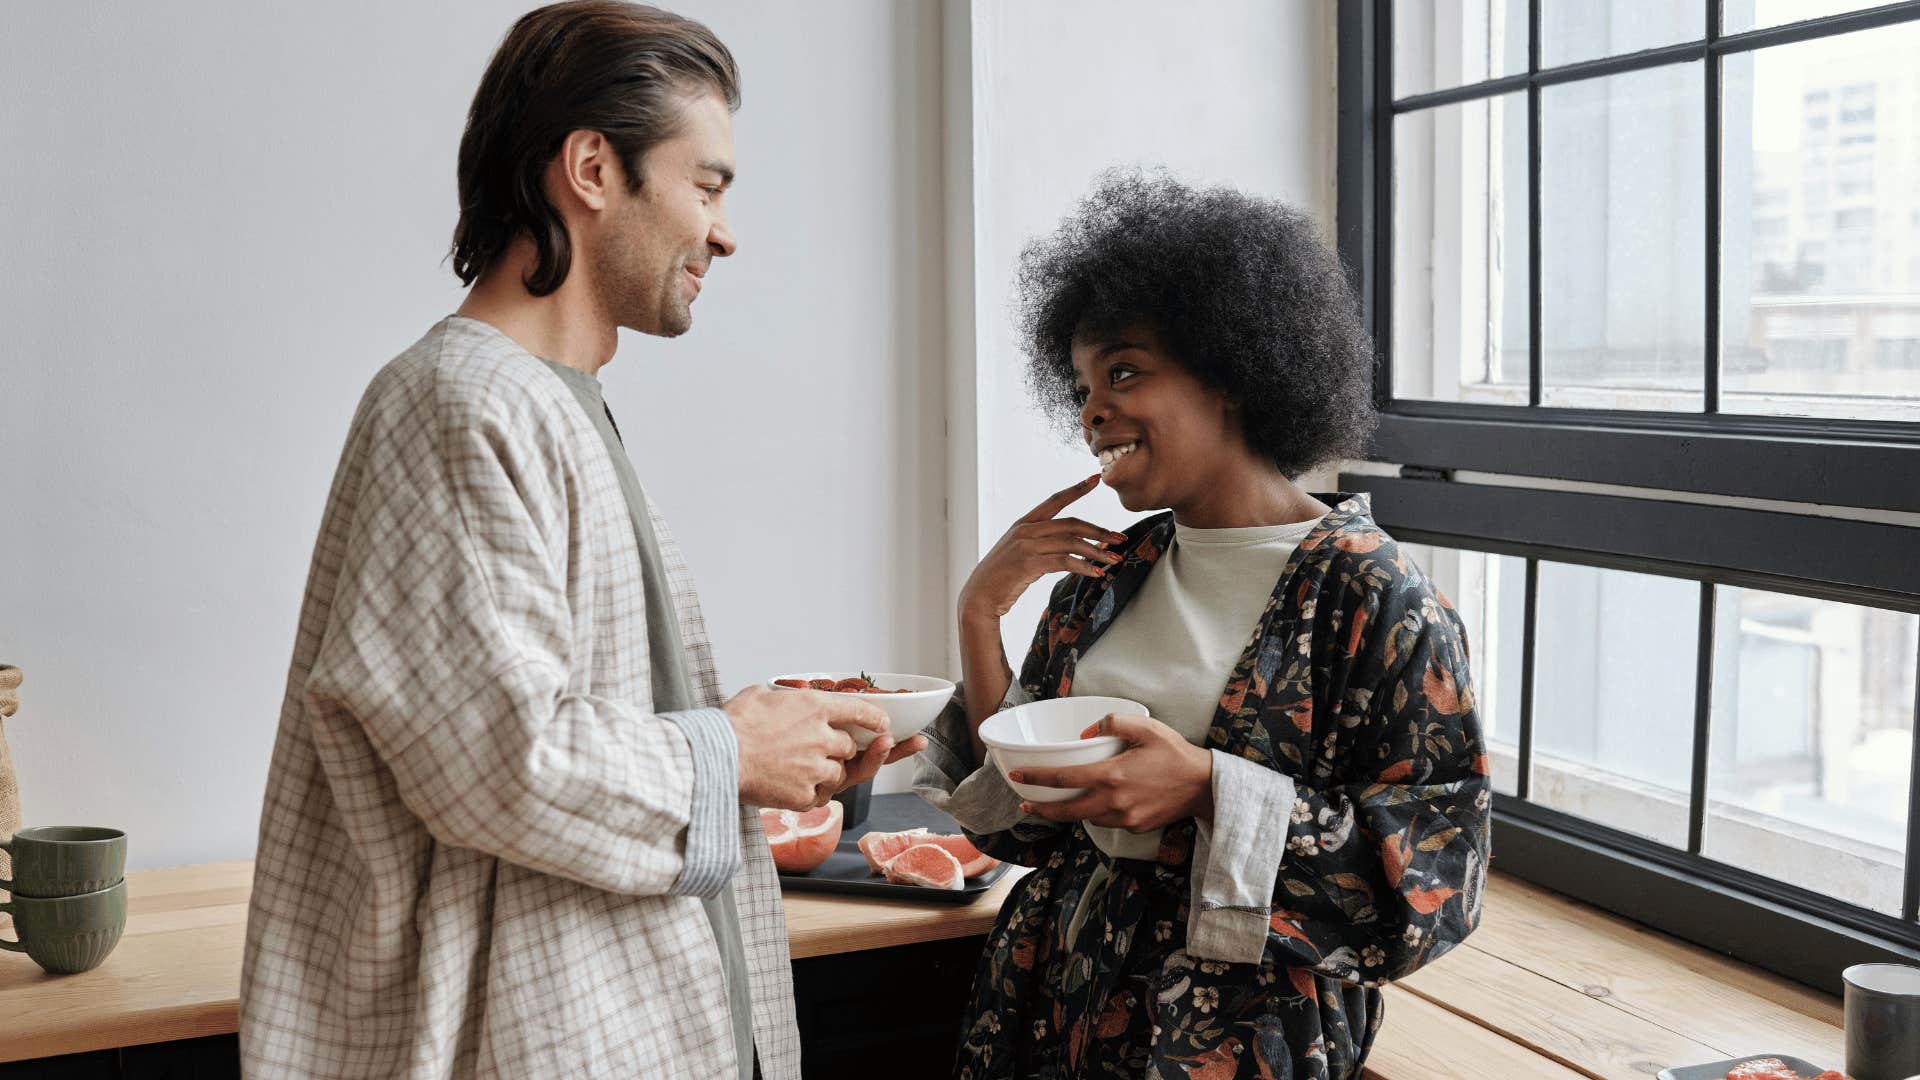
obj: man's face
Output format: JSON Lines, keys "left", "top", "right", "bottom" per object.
{"left": 592, "top": 89, "right": 737, "bottom": 337}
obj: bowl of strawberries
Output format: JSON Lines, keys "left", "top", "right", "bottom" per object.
{"left": 768, "top": 671, "right": 955, "bottom": 749}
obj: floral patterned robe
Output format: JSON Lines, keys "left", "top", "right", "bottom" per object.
{"left": 935, "top": 494, "right": 1490, "bottom": 1079}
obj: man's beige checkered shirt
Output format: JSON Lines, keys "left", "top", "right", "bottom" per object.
{"left": 240, "top": 317, "right": 799, "bottom": 1078}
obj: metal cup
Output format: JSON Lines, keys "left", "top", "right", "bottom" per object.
{"left": 1845, "top": 963, "right": 1920, "bottom": 1080}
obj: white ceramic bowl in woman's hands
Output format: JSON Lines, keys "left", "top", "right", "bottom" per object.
{"left": 978, "top": 696, "right": 1145, "bottom": 803}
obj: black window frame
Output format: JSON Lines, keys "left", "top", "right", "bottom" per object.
{"left": 1337, "top": 0, "right": 1920, "bottom": 994}
{"left": 1339, "top": 0, "right": 1920, "bottom": 513}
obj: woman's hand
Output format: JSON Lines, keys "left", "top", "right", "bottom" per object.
{"left": 1008, "top": 713, "right": 1214, "bottom": 831}
{"left": 959, "top": 475, "right": 1127, "bottom": 623}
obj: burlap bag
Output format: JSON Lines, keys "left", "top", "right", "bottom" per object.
{"left": 0, "top": 666, "right": 20, "bottom": 883}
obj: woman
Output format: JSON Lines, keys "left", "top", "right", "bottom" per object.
{"left": 913, "top": 171, "right": 1490, "bottom": 1079}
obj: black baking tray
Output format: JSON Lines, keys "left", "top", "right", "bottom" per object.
{"left": 1657, "top": 1055, "right": 1832, "bottom": 1080}
{"left": 775, "top": 792, "right": 1013, "bottom": 902}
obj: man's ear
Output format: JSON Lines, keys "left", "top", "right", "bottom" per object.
{"left": 549, "top": 128, "right": 618, "bottom": 213}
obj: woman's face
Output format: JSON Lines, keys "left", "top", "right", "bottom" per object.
{"left": 1070, "top": 326, "right": 1248, "bottom": 514}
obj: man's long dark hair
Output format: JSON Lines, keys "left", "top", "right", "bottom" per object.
{"left": 449, "top": 1, "right": 740, "bottom": 296}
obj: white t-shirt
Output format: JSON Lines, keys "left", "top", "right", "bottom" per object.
{"left": 1071, "top": 515, "right": 1324, "bottom": 860}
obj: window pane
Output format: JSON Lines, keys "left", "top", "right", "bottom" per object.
{"left": 1704, "top": 590, "right": 1917, "bottom": 916}
{"left": 1725, "top": 0, "right": 1898, "bottom": 34}
{"left": 1393, "top": 93, "right": 1530, "bottom": 404}
{"left": 1531, "top": 562, "right": 1698, "bottom": 847}
{"left": 1541, "top": 0, "right": 1701, "bottom": 68}
{"left": 1720, "top": 22, "right": 1920, "bottom": 421}
{"left": 1402, "top": 544, "right": 1528, "bottom": 796}
{"left": 1394, "top": 0, "right": 1528, "bottom": 99}
{"left": 1541, "top": 63, "right": 1706, "bottom": 410}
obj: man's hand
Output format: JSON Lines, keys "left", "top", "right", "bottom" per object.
{"left": 1008, "top": 713, "right": 1213, "bottom": 831}
{"left": 726, "top": 685, "right": 898, "bottom": 810}
{"left": 826, "top": 732, "right": 931, "bottom": 807}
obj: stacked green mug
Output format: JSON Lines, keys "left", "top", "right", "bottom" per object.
{"left": 0, "top": 826, "right": 127, "bottom": 974}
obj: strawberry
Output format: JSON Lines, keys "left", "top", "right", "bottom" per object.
{"left": 783, "top": 672, "right": 913, "bottom": 694}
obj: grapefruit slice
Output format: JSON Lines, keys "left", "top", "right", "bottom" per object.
{"left": 856, "top": 828, "right": 999, "bottom": 878}
{"left": 758, "top": 801, "right": 844, "bottom": 874}
{"left": 761, "top": 808, "right": 794, "bottom": 845}
{"left": 881, "top": 843, "right": 965, "bottom": 889}
{"left": 856, "top": 828, "right": 933, "bottom": 873}
{"left": 922, "top": 834, "right": 999, "bottom": 878}
{"left": 1725, "top": 1061, "right": 1797, "bottom": 1080}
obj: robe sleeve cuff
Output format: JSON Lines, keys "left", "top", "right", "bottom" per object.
{"left": 912, "top": 680, "right": 1042, "bottom": 834}
{"left": 660, "top": 707, "right": 741, "bottom": 898}
{"left": 1187, "top": 750, "right": 1297, "bottom": 964}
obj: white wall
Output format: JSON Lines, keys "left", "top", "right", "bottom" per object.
{"left": 959, "top": 0, "right": 1340, "bottom": 669}
{"left": 0, "top": 1, "right": 1336, "bottom": 859}
{"left": 620, "top": 3, "right": 951, "bottom": 795}
{"left": 0, "top": 0, "right": 948, "bottom": 867}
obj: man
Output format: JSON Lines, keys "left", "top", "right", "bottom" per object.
{"left": 239, "top": 4, "right": 922, "bottom": 1076}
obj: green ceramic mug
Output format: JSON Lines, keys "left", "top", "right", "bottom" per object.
{"left": 0, "top": 826, "right": 126, "bottom": 898}
{"left": 0, "top": 879, "right": 126, "bottom": 974}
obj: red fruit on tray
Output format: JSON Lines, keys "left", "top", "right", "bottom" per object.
{"left": 832, "top": 678, "right": 871, "bottom": 692}
{"left": 1724, "top": 1060, "right": 1801, "bottom": 1080}
{"left": 881, "top": 843, "right": 965, "bottom": 889}
{"left": 857, "top": 828, "right": 934, "bottom": 873}
{"left": 856, "top": 828, "right": 998, "bottom": 878}
{"left": 772, "top": 678, "right": 810, "bottom": 689}
{"left": 809, "top": 679, "right": 837, "bottom": 690}
{"left": 922, "top": 834, "right": 999, "bottom": 877}
{"left": 759, "top": 801, "right": 844, "bottom": 874}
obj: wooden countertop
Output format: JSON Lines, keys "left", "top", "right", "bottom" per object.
{"left": 0, "top": 861, "right": 1847, "bottom": 1077}
{"left": 0, "top": 861, "right": 253, "bottom": 1063}
{"left": 1364, "top": 873, "right": 1845, "bottom": 1079}
{"left": 0, "top": 859, "right": 1027, "bottom": 1063}
{"left": 783, "top": 869, "right": 1028, "bottom": 960}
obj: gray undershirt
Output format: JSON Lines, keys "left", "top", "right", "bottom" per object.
{"left": 543, "top": 359, "right": 756, "bottom": 1080}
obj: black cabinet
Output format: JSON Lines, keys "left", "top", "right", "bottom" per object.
{"left": 790, "top": 934, "right": 982, "bottom": 1080}
{"left": 0, "top": 1036, "right": 238, "bottom": 1080}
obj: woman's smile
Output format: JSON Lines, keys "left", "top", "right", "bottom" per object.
{"left": 1095, "top": 439, "right": 1142, "bottom": 481}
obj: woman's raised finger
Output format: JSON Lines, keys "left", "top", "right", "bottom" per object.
{"left": 1020, "top": 474, "right": 1102, "bottom": 524}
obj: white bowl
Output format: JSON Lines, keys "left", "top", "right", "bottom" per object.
{"left": 978, "top": 696, "right": 1145, "bottom": 803}
{"left": 768, "top": 672, "right": 955, "bottom": 749}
